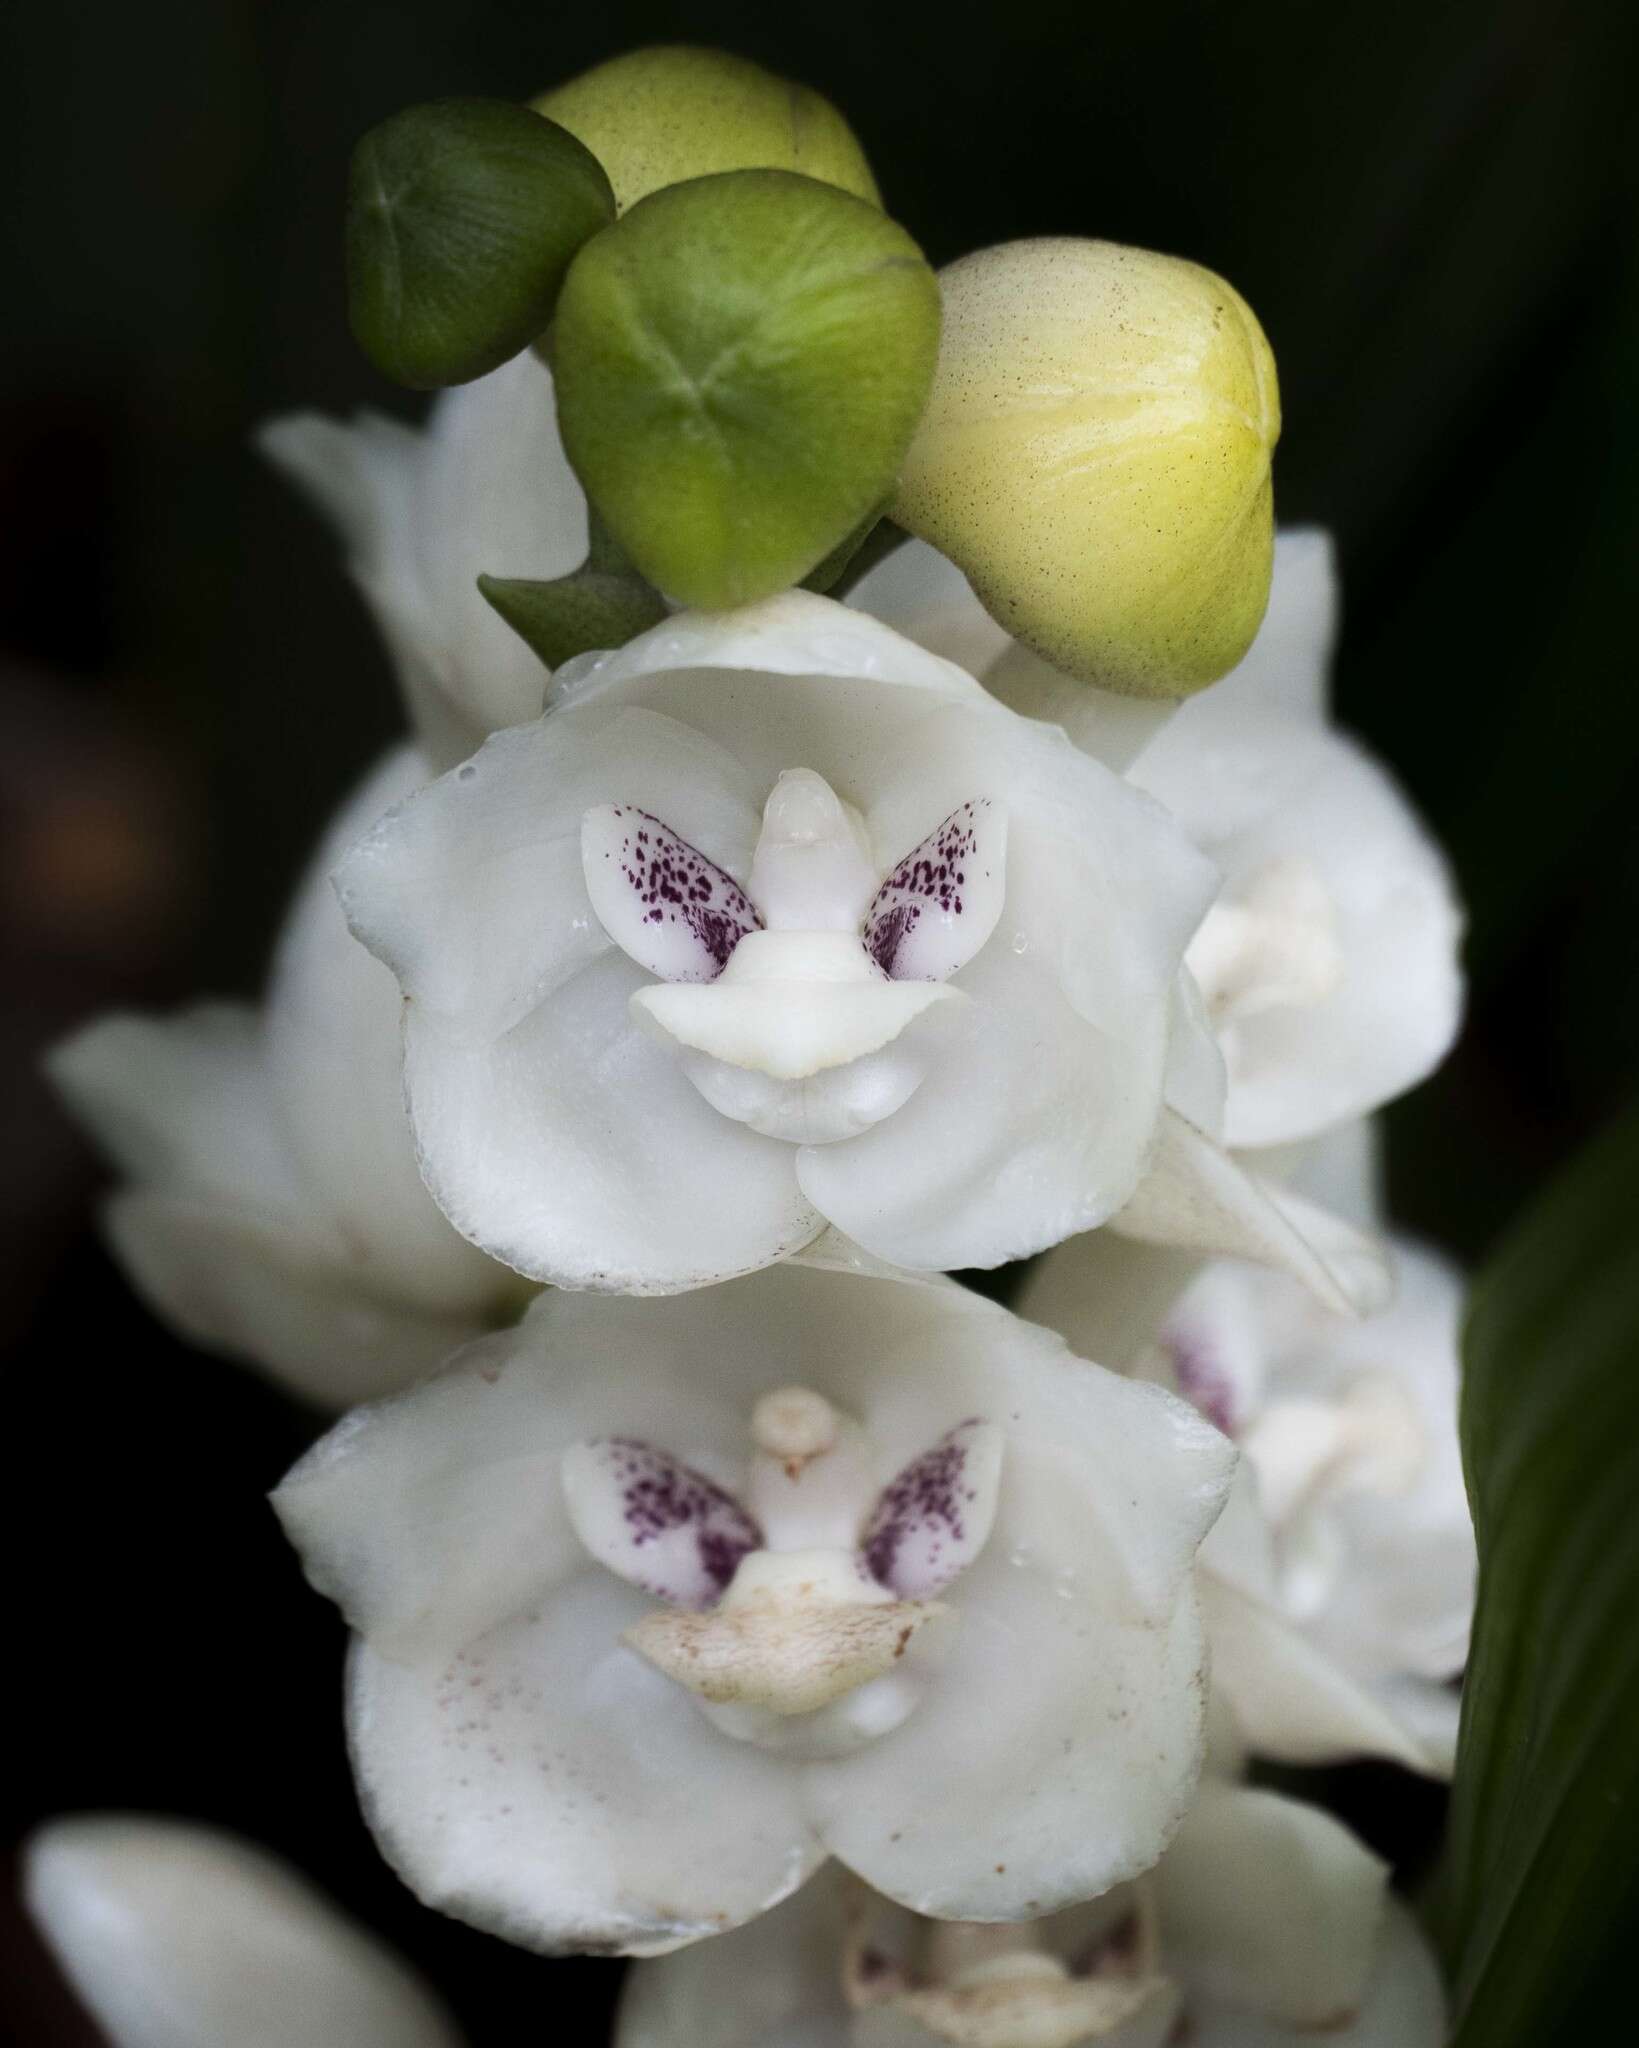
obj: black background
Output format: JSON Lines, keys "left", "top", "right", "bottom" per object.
{"left": 2, "top": 1, "right": 1634, "bottom": 2040}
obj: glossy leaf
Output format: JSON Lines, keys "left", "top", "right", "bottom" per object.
{"left": 1436, "top": 1101, "right": 1639, "bottom": 2045}
{"left": 347, "top": 98, "right": 615, "bottom": 389}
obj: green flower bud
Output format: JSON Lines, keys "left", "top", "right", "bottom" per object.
{"left": 348, "top": 98, "right": 615, "bottom": 389}
{"left": 551, "top": 170, "right": 939, "bottom": 610}
{"left": 533, "top": 45, "right": 880, "bottom": 214}
{"left": 894, "top": 238, "right": 1281, "bottom": 698}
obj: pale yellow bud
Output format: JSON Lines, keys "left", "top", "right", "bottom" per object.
{"left": 533, "top": 45, "right": 881, "bottom": 215}
{"left": 895, "top": 237, "right": 1281, "bottom": 699}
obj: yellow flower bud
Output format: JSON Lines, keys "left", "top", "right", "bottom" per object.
{"left": 894, "top": 238, "right": 1281, "bottom": 699}
{"left": 534, "top": 45, "right": 881, "bottom": 215}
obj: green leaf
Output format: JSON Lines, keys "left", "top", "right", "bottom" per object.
{"left": 477, "top": 567, "right": 666, "bottom": 672}
{"left": 1435, "top": 1100, "right": 1639, "bottom": 2045}
{"left": 348, "top": 98, "right": 615, "bottom": 389}
{"left": 549, "top": 169, "right": 940, "bottom": 610}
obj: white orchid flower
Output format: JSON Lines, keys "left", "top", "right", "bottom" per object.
{"left": 332, "top": 592, "right": 1219, "bottom": 1289}
{"left": 1023, "top": 1127, "right": 1473, "bottom": 1777}
{"left": 24, "top": 1815, "right": 463, "bottom": 2048}
{"left": 848, "top": 530, "right": 1459, "bottom": 1317}
{"left": 618, "top": 1782, "right": 1443, "bottom": 2048}
{"left": 260, "top": 352, "right": 588, "bottom": 770}
{"left": 273, "top": 1253, "right": 1234, "bottom": 1954}
{"left": 50, "top": 748, "right": 526, "bottom": 1409}
{"left": 851, "top": 528, "right": 1464, "bottom": 1156}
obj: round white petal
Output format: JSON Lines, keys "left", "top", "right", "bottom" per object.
{"left": 348, "top": 1589, "right": 821, "bottom": 1956}
{"left": 1158, "top": 1785, "right": 1386, "bottom": 2027}
{"left": 845, "top": 536, "right": 1012, "bottom": 680}
{"left": 1189, "top": 1899, "right": 1444, "bottom": 2048}
{"left": 24, "top": 1815, "right": 461, "bottom": 2048}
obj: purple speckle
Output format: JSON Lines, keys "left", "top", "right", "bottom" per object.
{"left": 602, "top": 1437, "right": 762, "bottom": 1607}
{"left": 865, "top": 800, "right": 992, "bottom": 978}
{"left": 604, "top": 806, "right": 760, "bottom": 978}
{"left": 862, "top": 1418, "right": 988, "bottom": 1598}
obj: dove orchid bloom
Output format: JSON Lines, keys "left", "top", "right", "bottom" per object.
{"left": 334, "top": 593, "right": 1219, "bottom": 1290}
{"left": 274, "top": 1255, "right": 1234, "bottom": 1953}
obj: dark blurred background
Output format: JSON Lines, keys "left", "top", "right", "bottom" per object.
{"left": 2, "top": 1, "right": 1634, "bottom": 2040}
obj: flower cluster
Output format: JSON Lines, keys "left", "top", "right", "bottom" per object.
{"left": 43, "top": 43, "right": 1475, "bottom": 2048}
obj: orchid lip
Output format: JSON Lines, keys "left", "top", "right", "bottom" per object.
{"left": 561, "top": 1395, "right": 1004, "bottom": 1747}
{"left": 581, "top": 772, "right": 1006, "bottom": 1099}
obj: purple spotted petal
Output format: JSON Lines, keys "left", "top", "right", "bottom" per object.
{"left": 582, "top": 806, "right": 762, "bottom": 984}
{"left": 561, "top": 1438, "right": 762, "bottom": 1610}
{"left": 864, "top": 800, "right": 1007, "bottom": 982}
{"left": 860, "top": 1419, "right": 1004, "bottom": 1599}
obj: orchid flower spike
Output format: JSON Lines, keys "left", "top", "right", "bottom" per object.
{"left": 275, "top": 1253, "right": 1234, "bottom": 1953}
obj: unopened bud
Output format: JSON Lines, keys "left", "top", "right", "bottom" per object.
{"left": 895, "top": 237, "right": 1280, "bottom": 698}
{"left": 535, "top": 45, "right": 880, "bottom": 214}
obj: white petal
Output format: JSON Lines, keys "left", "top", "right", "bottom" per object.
{"left": 616, "top": 1866, "right": 854, "bottom": 2048}
{"left": 1279, "top": 1242, "right": 1474, "bottom": 1684}
{"left": 1158, "top": 1784, "right": 1386, "bottom": 2028}
{"left": 809, "top": 1579, "right": 1211, "bottom": 1919}
{"left": 267, "top": 746, "right": 509, "bottom": 1315}
{"left": 24, "top": 1815, "right": 461, "bottom": 2048}
{"left": 800, "top": 709, "right": 1216, "bottom": 1270}
{"left": 562, "top": 1438, "right": 762, "bottom": 1610}
{"left": 261, "top": 354, "right": 585, "bottom": 766}
{"left": 561, "top": 589, "right": 989, "bottom": 724}
{"left": 1131, "top": 720, "right": 1463, "bottom": 1150}
{"left": 349, "top": 1587, "right": 822, "bottom": 1955}
{"left": 807, "top": 1317, "right": 1234, "bottom": 1916}
{"left": 845, "top": 536, "right": 1013, "bottom": 679}
{"left": 338, "top": 717, "right": 814, "bottom": 1291}
{"left": 1198, "top": 1572, "right": 1440, "bottom": 1774}
{"left": 865, "top": 800, "right": 1007, "bottom": 982}
{"left": 1112, "top": 1111, "right": 1393, "bottom": 1316}
{"left": 103, "top": 1190, "right": 495, "bottom": 1409}
{"left": 48, "top": 1005, "right": 305, "bottom": 1214}
{"left": 861, "top": 1421, "right": 1005, "bottom": 1599}
{"left": 582, "top": 804, "right": 762, "bottom": 982}
{"left": 1016, "top": 1229, "right": 1205, "bottom": 1377}
{"left": 1189, "top": 1899, "right": 1444, "bottom": 2048}
{"left": 402, "top": 947, "right": 820, "bottom": 1290}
